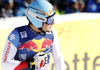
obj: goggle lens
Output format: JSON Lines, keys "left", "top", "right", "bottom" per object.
{"left": 47, "top": 16, "right": 54, "bottom": 25}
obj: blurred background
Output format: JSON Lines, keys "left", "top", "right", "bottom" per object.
{"left": 1, "top": 0, "right": 100, "bottom": 70}
{"left": 0, "top": 0, "right": 100, "bottom": 18}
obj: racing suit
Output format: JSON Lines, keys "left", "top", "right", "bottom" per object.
{"left": 1, "top": 25, "right": 65, "bottom": 70}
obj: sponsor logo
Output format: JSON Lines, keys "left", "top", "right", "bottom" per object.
{"left": 20, "top": 31, "right": 27, "bottom": 38}
{"left": 49, "top": 10, "right": 52, "bottom": 14}
{"left": 9, "top": 34, "right": 15, "bottom": 40}
{"left": 18, "top": 38, "right": 53, "bottom": 52}
{"left": 36, "top": 16, "right": 45, "bottom": 21}
{"left": 19, "top": 54, "right": 26, "bottom": 61}
{"left": 36, "top": 11, "right": 45, "bottom": 16}
{"left": 3, "top": 42, "right": 11, "bottom": 63}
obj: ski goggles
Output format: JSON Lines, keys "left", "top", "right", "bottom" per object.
{"left": 46, "top": 15, "right": 54, "bottom": 25}
{"left": 26, "top": 8, "right": 55, "bottom": 25}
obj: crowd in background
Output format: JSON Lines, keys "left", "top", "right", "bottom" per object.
{"left": 0, "top": 0, "right": 100, "bottom": 18}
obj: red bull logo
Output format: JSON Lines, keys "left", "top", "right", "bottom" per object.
{"left": 18, "top": 38, "right": 53, "bottom": 52}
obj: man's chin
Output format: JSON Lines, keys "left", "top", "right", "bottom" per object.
{"left": 46, "top": 31, "right": 51, "bottom": 32}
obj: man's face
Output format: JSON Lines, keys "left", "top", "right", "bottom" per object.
{"left": 41, "top": 22, "right": 55, "bottom": 32}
